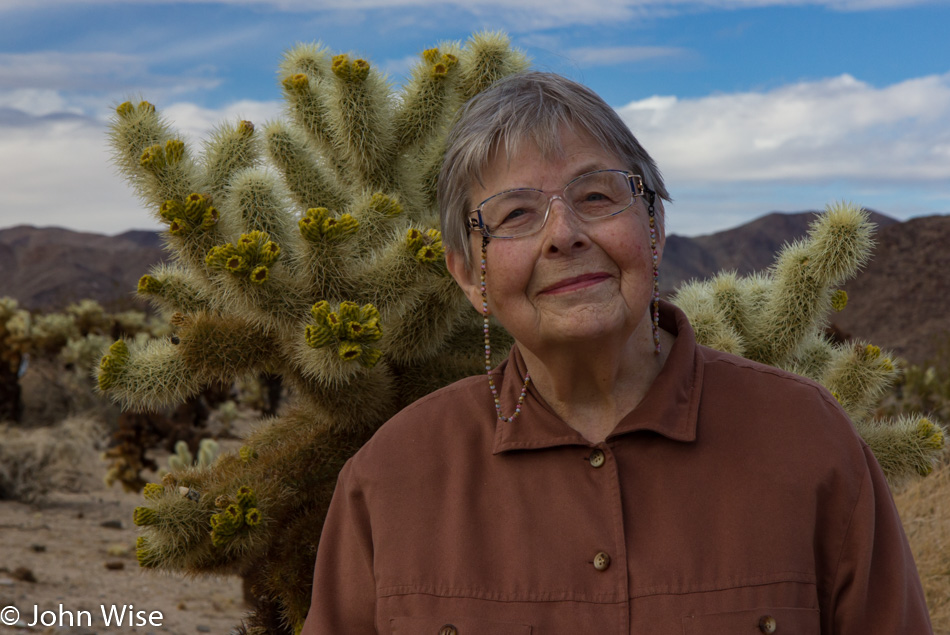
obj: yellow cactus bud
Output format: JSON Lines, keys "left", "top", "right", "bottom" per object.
{"left": 331, "top": 54, "right": 350, "bottom": 79}
{"left": 109, "top": 340, "right": 130, "bottom": 361}
{"left": 143, "top": 483, "right": 164, "bottom": 500}
{"left": 338, "top": 340, "right": 363, "bottom": 361}
{"left": 226, "top": 255, "right": 247, "bottom": 273}
{"left": 137, "top": 275, "right": 162, "bottom": 295}
{"left": 225, "top": 503, "right": 244, "bottom": 524}
{"left": 116, "top": 101, "right": 134, "bottom": 117}
{"left": 326, "top": 312, "right": 342, "bottom": 337}
{"left": 864, "top": 344, "right": 881, "bottom": 361}
{"left": 140, "top": 144, "right": 165, "bottom": 171}
{"left": 201, "top": 206, "right": 219, "bottom": 229}
{"left": 880, "top": 358, "right": 894, "bottom": 373}
{"left": 442, "top": 53, "right": 458, "bottom": 67}
{"left": 159, "top": 199, "right": 184, "bottom": 222}
{"left": 133, "top": 506, "right": 159, "bottom": 526}
{"left": 136, "top": 536, "right": 159, "bottom": 568}
{"left": 305, "top": 323, "right": 334, "bottom": 348}
{"left": 239, "top": 446, "right": 257, "bottom": 463}
{"left": 138, "top": 101, "right": 155, "bottom": 114}
{"left": 422, "top": 48, "right": 440, "bottom": 63}
{"left": 359, "top": 304, "right": 380, "bottom": 324}
{"left": 431, "top": 63, "right": 448, "bottom": 78}
{"left": 917, "top": 418, "right": 935, "bottom": 438}
{"left": 416, "top": 244, "right": 444, "bottom": 263}
{"left": 406, "top": 228, "right": 423, "bottom": 251}
{"left": 370, "top": 193, "right": 403, "bottom": 218}
{"left": 236, "top": 486, "right": 257, "bottom": 508}
{"left": 310, "top": 300, "right": 331, "bottom": 322}
{"left": 831, "top": 289, "right": 848, "bottom": 312}
{"left": 346, "top": 321, "right": 366, "bottom": 340}
{"left": 245, "top": 508, "right": 262, "bottom": 526}
{"left": 339, "top": 301, "right": 360, "bottom": 323}
{"left": 259, "top": 241, "right": 281, "bottom": 265}
{"left": 282, "top": 73, "right": 309, "bottom": 91}
{"left": 164, "top": 139, "right": 185, "bottom": 164}
{"left": 925, "top": 428, "right": 945, "bottom": 450}
{"left": 238, "top": 120, "right": 254, "bottom": 135}
{"left": 250, "top": 265, "right": 270, "bottom": 284}
{"left": 352, "top": 58, "right": 370, "bottom": 81}
{"left": 359, "top": 347, "right": 383, "bottom": 368}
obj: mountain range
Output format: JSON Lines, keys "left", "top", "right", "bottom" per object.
{"left": 1, "top": 210, "right": 947, "bottom": 365}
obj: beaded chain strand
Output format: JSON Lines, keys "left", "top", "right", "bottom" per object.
{"left": 646, "top": 188, "right": 661, "bottom": 355}
{"left": 481, "top": 237, "right": 531, "bottom": 423}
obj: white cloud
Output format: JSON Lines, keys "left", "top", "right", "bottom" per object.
{"left": 0, "top": 98, "right": 280, "bottom": 235}
{"left": 618, "top": 72, "right": 950, "bottom": 184}
{"left": 0, "top": 52, "right": 147, "bottom": 91}
{"left": 566, "top": 46, "right": 688, "bottom": 67}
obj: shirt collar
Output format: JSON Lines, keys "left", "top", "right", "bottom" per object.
{"left": 491, "top": 300, "right": 702, "bottom": 454}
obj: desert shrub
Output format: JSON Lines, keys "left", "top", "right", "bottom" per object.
{"left": 0, "top": 415, "right": 107, "bottom": 503}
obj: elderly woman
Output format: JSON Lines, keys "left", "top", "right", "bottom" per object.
{"left": 302, "top": 73, "right": 930, "bottom": 634}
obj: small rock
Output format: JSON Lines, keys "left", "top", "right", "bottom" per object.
{"left": 12, "top": 566, "right": 37, "bottom": 583}
{"left": 177, "top": 602, "right": 187, "bottom": 610}
{"left": 196, "top": 625, "right": 211, "bottom": 632}
{"left": 104, "top": 561, "right": 125, "bottom": 570}
{"left": 100, "top": 519, "right": 123, "bottom": 529}
{"left": 30, "top": 544, "right": 46, "bottom": 553}
{"left": 0, "top": 578, "right": 13, "bottom": 586}
{"left": 106, "top": 544, "right": 130, "bottom": 557}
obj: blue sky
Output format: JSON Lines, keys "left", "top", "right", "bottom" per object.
{"left": 1, "top": 0, "right": 948, "bottom": 238}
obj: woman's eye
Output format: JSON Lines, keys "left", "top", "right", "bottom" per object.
{"left": 499, "top": 208, "right": 531, "bottom": 225}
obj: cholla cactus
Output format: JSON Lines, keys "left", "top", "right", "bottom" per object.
{"left": 100, "top": 33, "right": 527, "bottom": 633}
{"left": 671, "top": 202, "right": 946, "bottom": 482}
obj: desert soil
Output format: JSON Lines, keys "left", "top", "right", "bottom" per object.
{"left": 0, "top": 443, "right": 248, "bottom": 635}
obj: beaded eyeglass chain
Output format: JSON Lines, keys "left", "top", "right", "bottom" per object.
{"left": 646, "top": 188, "right": 661, "bottom": 355}
{"left": 481, "top": 236, "right": 531, "bottom": 423}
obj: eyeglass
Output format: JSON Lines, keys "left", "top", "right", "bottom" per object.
{"left": 467, "top": 169, "right": 649, "bottom": 240}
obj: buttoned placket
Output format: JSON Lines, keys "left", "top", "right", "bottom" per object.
{"left": 585, "top": 442, "right": 631, "bottom": 633}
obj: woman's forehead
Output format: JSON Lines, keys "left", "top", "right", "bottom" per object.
{"left": 472, "top": 127, "right": 620, "bottom": 191}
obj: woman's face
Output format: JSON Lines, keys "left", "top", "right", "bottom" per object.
{"left": 446, "top": 127, "right": 665, "bottom": 353}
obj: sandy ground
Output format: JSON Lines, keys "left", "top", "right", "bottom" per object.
{"left": 0, "top": 447, "right": 248, "bottom": 634}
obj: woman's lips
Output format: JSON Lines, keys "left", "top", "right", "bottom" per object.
{"left": 540, "top": 272, "right": 611, "bottom": 294}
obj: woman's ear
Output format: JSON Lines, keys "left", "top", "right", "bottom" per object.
{"left": 445, "top": 247, "right": 485, "bottom": 314}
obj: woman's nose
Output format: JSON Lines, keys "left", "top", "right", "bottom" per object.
{"left": 542, "top": 197, "right": 590, "bottom": 255}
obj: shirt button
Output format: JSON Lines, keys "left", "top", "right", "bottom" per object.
{"left": 592, "top": 551, "right": 611, "bottom": 571}
{"left": 588, "top": 449, "right": 606, "bottom": 468}
{"left": 758, "top": 615, "right": 777, "bottom": 633}
{"left": 439, "top": 625, "right": 458, "bottom": 635}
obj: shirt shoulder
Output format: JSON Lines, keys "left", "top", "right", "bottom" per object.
{"left": 343, "top": 373, "right": 494, "bottom": 481}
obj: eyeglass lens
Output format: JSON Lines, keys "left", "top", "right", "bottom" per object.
{"left": 480, "top": 171, "right": 634, "bottom": 238}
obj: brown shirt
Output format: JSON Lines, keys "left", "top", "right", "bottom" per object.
{"left": 302, "top": 302, "right": 931, "bottom": 634}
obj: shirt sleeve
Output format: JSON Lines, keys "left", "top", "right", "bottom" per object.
{"left": 300, "top": 459, "right": 377, "bottom": 634}
{"left": 827, "top": 444, "right": 933, "bottom": 634}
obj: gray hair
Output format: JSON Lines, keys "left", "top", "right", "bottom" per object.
{"left": 437, "top": 71, "right": 670, "bottom": 265}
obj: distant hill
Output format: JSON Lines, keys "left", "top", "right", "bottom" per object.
{"left": 1, "top": 210, "right": 947, "bottom": 364}
{"left": 0, "top": 225, "right": 167, "bottom": 312}
{"left": 660, "top": 209, "right": 900, "bottom": 295}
